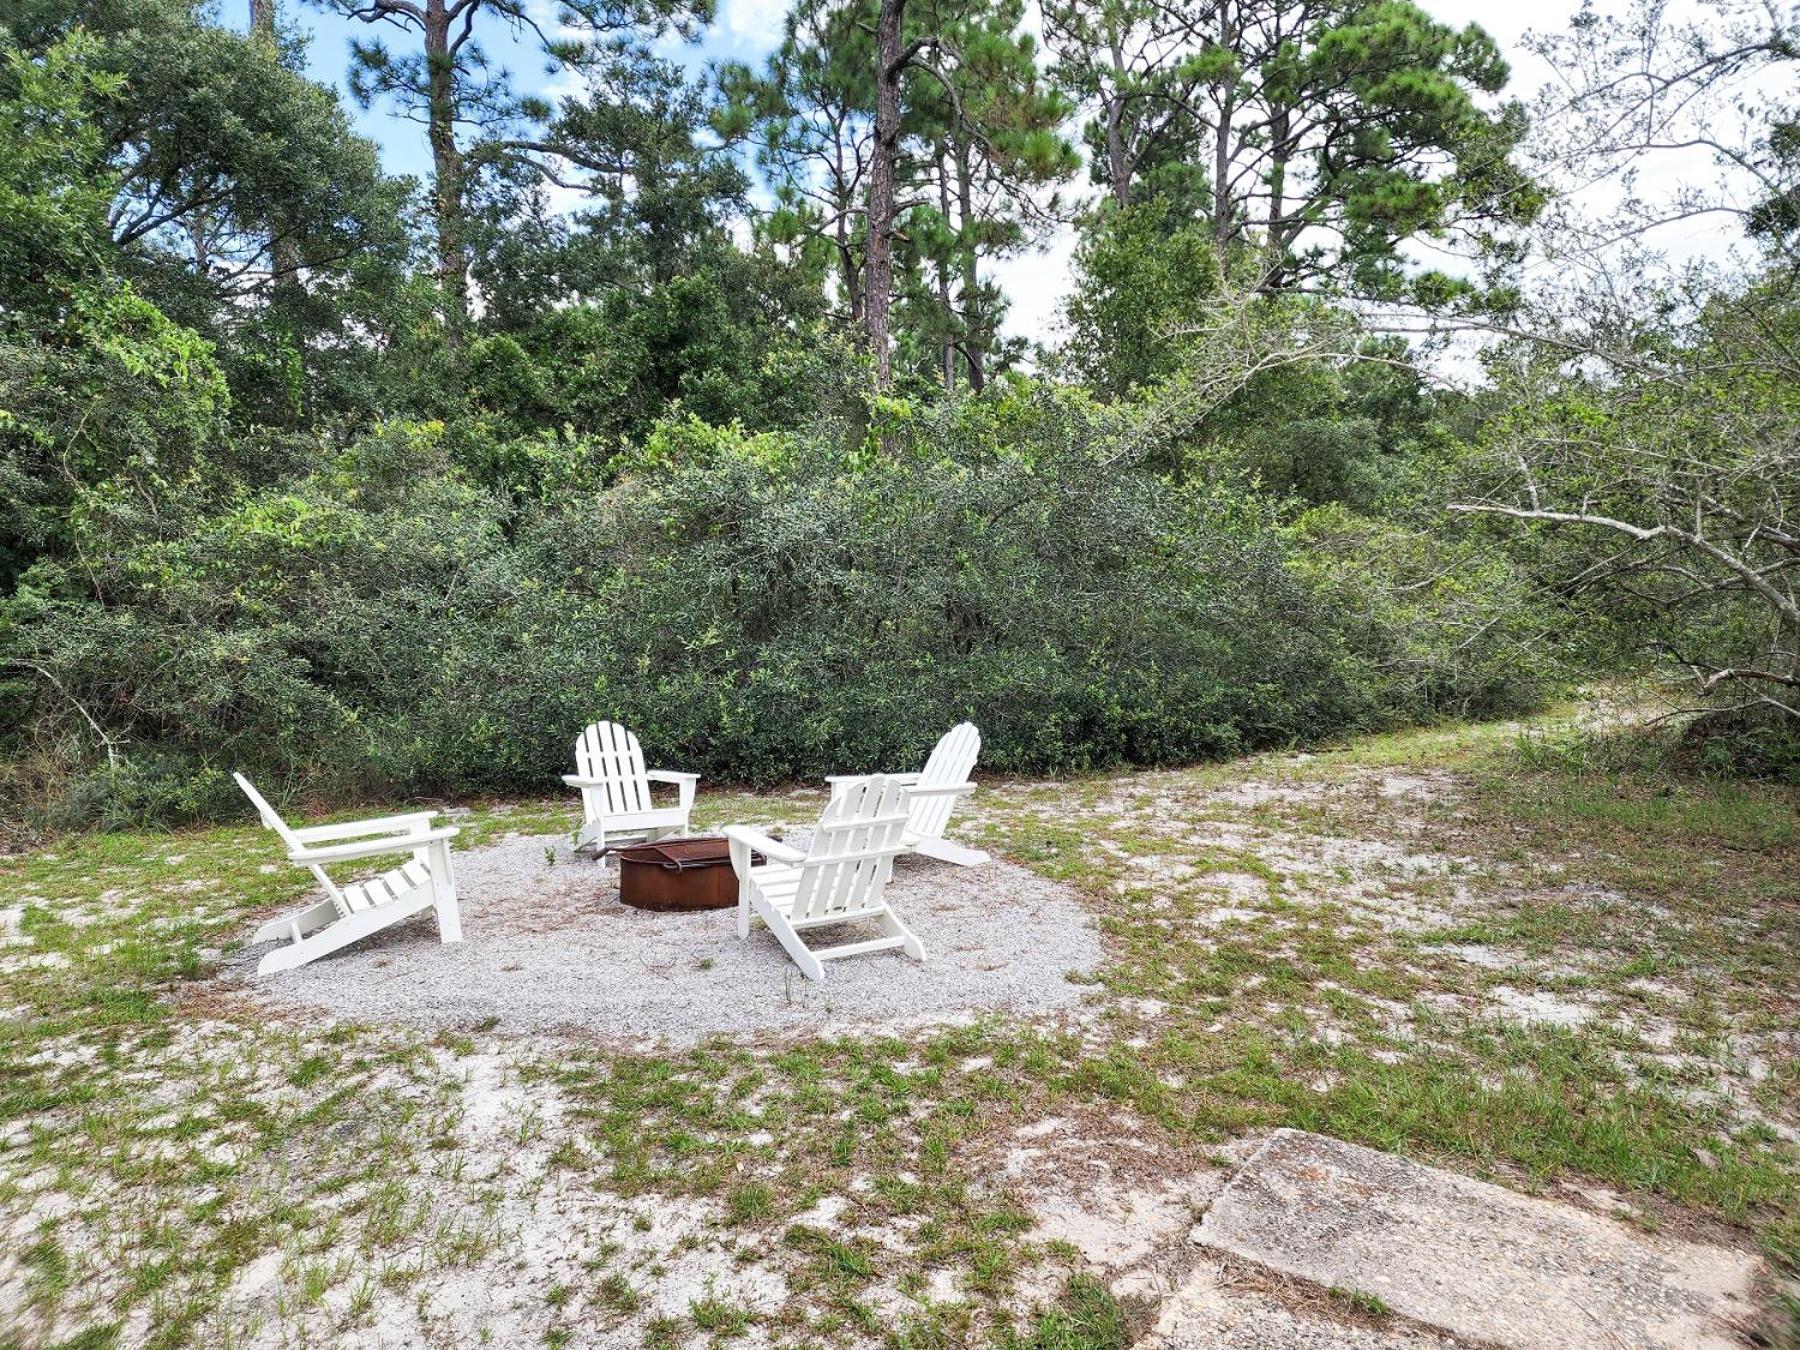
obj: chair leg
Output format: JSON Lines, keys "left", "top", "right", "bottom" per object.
{"left": 877, "top": 909, "right": 926, "bottom": 962}
{"left": 429, "top": 841, "right": 462, "bottom": 945}
{"left": 753, "top": 896, "right": 826, "bottom": 980}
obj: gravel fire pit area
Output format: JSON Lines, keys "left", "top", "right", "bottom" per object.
{"left": 224, "top": 832, "right": 1102, "bottom": 1045}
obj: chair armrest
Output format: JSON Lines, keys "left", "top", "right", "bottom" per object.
{"left": 646, "top": 770, "right": 699, "bottom": 810}
{"left": 290, "top": 826, "right": 460, "bottom": 866}
{"left": 562, "top": 774, "right": 606, "bottom": 789}
{"left": 292, "top": 812, "right": 438, "bottom": 843}
{"left": 723, "top": 825, "right": 806, "bottom": 866}
{"left": 899, "top": 781, "right": 977, "bottom": 799}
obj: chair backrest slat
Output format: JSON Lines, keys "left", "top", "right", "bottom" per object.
{"left": 574, "top": 721, "right": 653, "bottom": 818}
{"left": 234, "top": 772, "right": 343, "bottom": 903}
{"left": 792, "top": 775, "right": 909, "bottom": 923}
{"left": 910, "top": 723, "right": 980, "bottom": 841}
{"left": 233, "top": 772, "right": 305, "bottom": 851}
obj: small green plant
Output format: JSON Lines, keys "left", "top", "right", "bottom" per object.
{"left": 1328, "top": 1286, "right": 1393, "bottom": 1319}
{"left": 1017, "top": 1273, "right": 1130, "bottom": 1349}
{"left": 348, "top": 1274, "right": 376, "bottom": 1321}
{"left": 598, "top": 1272, "right": 640, "bottom": 1314}
{"left": 22, "top": 1235, "right": 71, "bottom": 1310}
{"left": 690, "top": 1289, "right": 754, "bottom": 1337}
{"left": 726, "top": 1183, "right": 775, "bottom": 1225}
{"left": 300, "top": 1261, "right": 334, "bottom": 1305}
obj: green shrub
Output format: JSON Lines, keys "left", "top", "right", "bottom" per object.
{"left": 0, "top": 384, "right": 1550, "bottom": 831}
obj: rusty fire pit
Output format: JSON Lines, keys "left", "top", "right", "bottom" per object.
{"left": 613, "top": 836, "right": 760, "bottom": 912}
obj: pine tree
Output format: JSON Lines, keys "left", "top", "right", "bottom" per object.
{"left": 1047, "top": 0, "right": 1542, "bottom": 299}
{"left": 322, "top": 0, "right": 710, "bottom": 339}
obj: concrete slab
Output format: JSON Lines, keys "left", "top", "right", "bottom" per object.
{"left": 1191, "top": 1129, "right": 1760, "bottom": 1349}
{"left": 1150, "top": 1260, "right": 1456, "bottom": 1348}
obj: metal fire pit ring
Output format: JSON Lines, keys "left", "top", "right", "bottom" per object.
{"left": 612, "top": 835, "right": 762, "bottom": 912}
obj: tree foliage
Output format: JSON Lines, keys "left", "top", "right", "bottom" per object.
{"left": 7, "top": 0, "right": 1797, "bottom": 832}
{"left": 1047, "top": 0, "right": 1542, "bottom": 299}
{"left": 1455, "top": 275, "right": 1800, "bottom": 729}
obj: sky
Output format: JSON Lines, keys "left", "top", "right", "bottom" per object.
{"left": 270, "top": 0, "right": 1754, "bottom": 343}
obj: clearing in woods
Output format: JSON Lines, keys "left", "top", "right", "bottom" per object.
{"left": 1, "top": 701, "right": 1794, "bottom": 1346}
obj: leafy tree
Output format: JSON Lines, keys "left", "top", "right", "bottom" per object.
{"left": 248, "top": 0, "right": 302, "bottom": 287}
{"left": 9, "top": 0, "right": 410, "bottom": 310}
{"left": 0, "top": 28, "right": 120, "bottom": 315}
{"left": 323, "top": 0, "right": 710, "bottom": 338}
{"left": 0, "top": 286, "right": 231, "bottom": 586}
{"left": 1048, "top": 0, "right": 1542, "bottom": 297}
{"left": 495, "top": 246, "right": 834, "bottom": 447}
{"left": 0, "top": 28, "right": 234, "bottom": 585}
{"left": 730, "top": 0, "right": 1073, "bottom": 389}
{"left": 1453, "top": 274, "right": 1800, "bottom": 732}
{"left": 1060, "top": 199, "right": 1222, "bottom": 397}
{"left": 4, "top": 0, "right": 418, "bottom": 426}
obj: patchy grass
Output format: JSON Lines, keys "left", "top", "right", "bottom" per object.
{"left": 1009, "top": 1273, "right": 1131, "bottom": 1349}
{"left": 1, "top": 701, "right": 1795, "bottom": 1345}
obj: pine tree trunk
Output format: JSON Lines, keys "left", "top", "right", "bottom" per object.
{"left": 1264, "top": 101, "right": 1290, "bottom": 288}
{"left": 937, "top": 161, "right": 955, "bottom": 394}
{"left": 838, "top": 232, "right": 863, "bottom": 324}
{"left": 424, "top": 0, "right": 469, "bottom": 343}
{"left": 1212, "top": 0, "right": 1235, "bottom": 251}
{"left": 1106, "top": 29, "right": 1131, "bottom": 207}
{"left": 956, "top": 142, "right": 984, "bottom": 393}
{"left": 250, "top": 0, "right": 302, "bottom": 290}
{"left": 835, "top": 186, "right": 863, "bottom": 324}
{"left": 864, "top": 0, "right": 906, "bottom": 388}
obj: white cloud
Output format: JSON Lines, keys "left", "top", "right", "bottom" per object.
{"left": 720, "top": 0, "right": 789, "bottom": 46}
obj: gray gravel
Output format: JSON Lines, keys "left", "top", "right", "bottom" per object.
{"left": 225, "top": 830, "right": 1103, "bottom": 1046}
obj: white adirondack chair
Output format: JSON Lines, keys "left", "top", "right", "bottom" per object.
{"left": 234, "top": 773, "right": 462, "bottom": 977}
{"left": 562, "top": 721, "right": 699, "bottom": 855}
{"left": 826, "top": 722, "right": 990, "bottom": 867}
{"left": 725, "top": 774, "right": 924, "bottom": 981}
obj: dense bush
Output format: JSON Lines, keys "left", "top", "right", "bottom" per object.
{"left": 0, "top": 381, "right": 1551, "bottom": 833}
